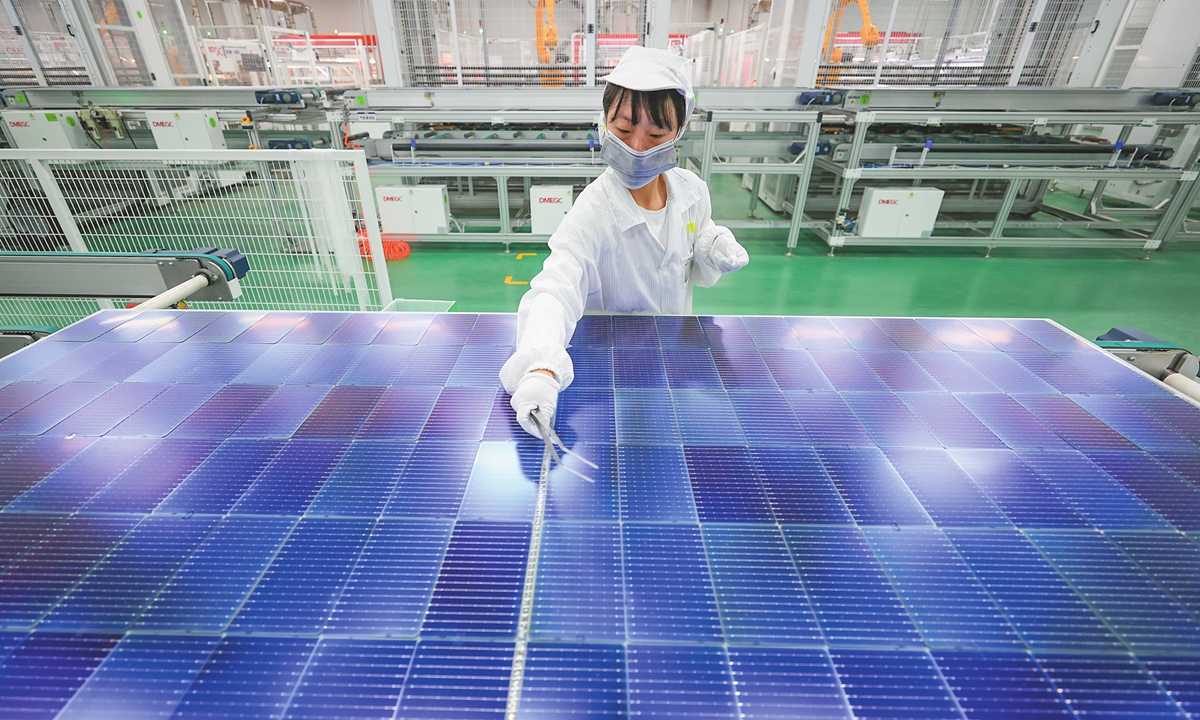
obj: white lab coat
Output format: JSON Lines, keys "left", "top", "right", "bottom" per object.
{"left": 499, "top": 165, "right": 741, "bottom": 392}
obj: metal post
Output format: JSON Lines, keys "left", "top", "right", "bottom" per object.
{"left": 353, "top": 154, "right": 394, "bottom": 306}
{"left": 872, "top": 0, "right": 901, "bottom": 87}
{"left": 989, "top": 179, "right": 1022, "bottom": 239}
{"left": 28, "top": 159, "right": 87, "bottom": 252}
{"left": 371, "top": 0, "right": 405, "bottom": 85}
{"left": 786, "top": 117, "right": 821, "bottom": 253}
{"left": 497, "top": 174, "right": 512, "bottom": 234}
{"left": 58, "top": 0, "right": 114, "bottom": 85}
{"left": 585, "top": 0, "right": 596, "bottom": 87}
{"left": 1089, "top": 124, "right": 1132, "bottom": 214}
{"left": 700, "top": 112, "right": 716, "bottom": 182}
{"left": 123, "top": 0, "right": 177, "bottom": 86}
{"left": 448, "top": 0, "right": 464, "bottom": 86}
{"left": 1008, "top": 0, "right": 1050, "bottom": 86}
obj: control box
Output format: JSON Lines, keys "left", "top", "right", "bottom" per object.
{"left": 376, "top": 185, "right": 450, "bottom": 234}
{"left": 2, "top": 110, "right": 90, "bottom": 149}
{"left": 530, "top": 185, "right": 574, "bottom": 235}
{"left": 145, "top": 110, "right": 227, "bottom": 150}
{"left": 857, "top": 187, "right": 945, "bottom": 238}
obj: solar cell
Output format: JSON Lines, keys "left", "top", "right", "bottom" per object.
{"left": 617, "top": 444, "right": 697, "bottom": 522}
{"left": 674, "top": 390, "right": 746, "bottom": 445}
{"left": 395, "top": 642, "right": 513, "bottom": 719}
{"left": 531, "top": 522, "right": 625, "bottom": 641}
{"left": 1106, "top": 531, "right": 1200, "bottom": 617}
{"left": 626, "top": 645, "right": 738, "bottom": 719}
{"left": 1035, "top": 653, "right": 1187, "bottom": 719}
{"left": 613, "top": 347, "right": 668, "bottom": 388}
{"left": 169, "top": 636, "right": 316, "bottom": 719}
{"left": 741, "top": 316, "right": 804, "bottom": 350}
{"left": 873, "top": 318, "right": 949, "bottom": 352}
{"left": 816, "top": 447, "right": 933, "bottom": 526}
{"left": 725, "top": 647, "right": 851, "bottom": 720}
{"left": 49, "top": 382, "right": 167, "bottom": 437}
{"left": 278, "top": 312, "right": 349, "bottom": 344}
{"left": 306, "top": 441, "right": 415, "bottom": 517}
{"left": 282, "top": 638, "right": 415, "bottom": 719}
{"left": 829, "top": 650, "right": 962, "bottom": 719}
{"left": 545, "top": 443, "right": 618, "bottom": 521}
{"left": 518, "top": 643, "right": 627, "bottom": 719}
{"left": 371, "top": 313, "right": 435, "bottom": 345}
{"left": 419, "top": 521, "right": 529, "bottom": 638}
{"left": 931, "top": 651, "right": 1071, "bottom": 719}
{"left": 569, "top": 314, "right": 612, "bottom": 347}
{"left": 325, "top": 312, "right": 390, "bottom": 344}
{"left": 701, "top": 315, "right": 756, "bottom": 348}
{"left": 0, "top": 633, "right": 122, "bottom": 719}
{"left": 623, "top": 524, "right": 723, "bottom": 642}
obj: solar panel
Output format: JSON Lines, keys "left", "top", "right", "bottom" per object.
{"left": 1, "top": 310, "right": 1199, "bottom": 717}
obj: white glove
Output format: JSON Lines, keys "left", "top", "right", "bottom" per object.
{"left": 711, "top": 230, "right": 749, "bottom": 273}
{"left": 510, "top": 371, "right": 560, "bottom": 438}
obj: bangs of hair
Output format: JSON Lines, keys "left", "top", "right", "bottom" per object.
{"left": 602, "top": 84, "right": 686, "bottom": 132}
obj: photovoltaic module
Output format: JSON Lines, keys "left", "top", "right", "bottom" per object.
{"left": 0, "top": 309, "right": 1198, "bottom": 719}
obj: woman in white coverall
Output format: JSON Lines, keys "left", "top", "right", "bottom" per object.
{"left": 499, "top": 46, "right": 751, "bottom": 437}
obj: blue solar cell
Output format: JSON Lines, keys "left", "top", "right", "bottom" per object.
{"left": 729, "top": 390, "right": 806, "bottom": 446}
{"left": 963, "top": 319, "right": 1048, "bottom": 353}
{"left": 6, "top": 436, "right": 157, "bottom": 512}
{"left": 382, "top": 442, "right": 478, "bottom": 518}
{"left": 760, "top": 349, "right": 833, "bottom": 391}
{"left": 749, "top": 446, "right": 853, "bottom": 524}
{"left": 169, "top": 384, "right": 276, "bottom": 438}
{"left": 1084, "top": 451, "right": 1200, "bottom": 531}
{"left": 618, "top": 444, "right": 697, "bottom": 522}
{"left": 83, "top": 342, "right": 175, "bottom": 383}
{"left": 420, "top": 521, "right": 530, "bottom": 638}
{"left": 230, "top": 439, "right": 348, "bottom": 516}
{"left": 656, "top": 316, "right": 709, "bottom": 347}
{"left": 947, "top": 529, "right": 1125, "bottom": 654}
{"left": 0, "top": 436, "right": 94, "bottom": 506}
{"left": 727, "top": 647, "right": 851, "bottom": 720}
{"left": 340, "top": 345, "right": 413, "bottom": 385}
{"left": 900, "top": 393, "right": 1006, "bottom": 449}
{"left": 1071, "top": 395, "right": 1197, "bottom": 453}
{"left": 447, "top": 346, "right": 512, "bottom": 388}
{"left": 1132, "top": 396, "right": 1200, "bottom": 445}
{"left": 108, "top": 384, "right": 221, "bottom": 437}
{"left": 231, "top": 312, "right": 308, "bottom": 343}
{"left": 518, "top": 643, "right": 627, "bottom": 720}
{"left": 372, "top": 313, "right": 436, "bottom": 345}
{"left": 685, "top": 446, "right": 772, "bottom": 521}
{"left": 711, "top": 349, "right": 777, "bottom": 389}
{"left": 874, "top": 318, "right": 950, "bottom": 352}
{"left": 19, "top": 342, "right": 124, "bottom": 382}
{"left": 420, "top": 313, "right": 478, "bottom": 345}
{"left": 0, "top": 632, "right": 23, "bottom": 667}
{"left": 782, "top": 527, "right": 923, "bottom": 646}
{"left": 843, "top": 393, "right": 941, "bottom": 448}
{"left": 1, "top": 343, "right": 87, "bottom": 381}
{"left": 626, "top": 645, "right": 738, "bottom": 719}
{"left": 950, "top": 449, "right": 1089, "bottom": 528}
{"left": 458, "top": 441, "right": 542, "bottom": 522}
{"left": 56, "top": 634, "right": 219, "bottom": 720}
{"left": 1061, "top": 352, "right": 1173, "bottom": 396}
{"left": 40, "top": 515, "right": 219, "bottom": 632}
{"left": 95, "top": 312, "right": 179, "bottom": 342}
{"left": 0, "top": 514, "right": 139, "bottom": 627}
{"left": 741, "top": 316, "right": 804, "bottom": 350}
{"left": 1106, "top": 531, "right": 1200, "bottom": 617}
{"left": 816, "top": 447, "right": 933, "bottom": 526}
{"left": 230, "top": 517, "right": 373, "bottom": 634}
{"left": 830, "top": 317, "right": 900, "bottom": 351}
{"left": 702, "top": 315, "right": 757, "bottom": 348}
{"left": 570, "top": 314, "right": 613, "bottom": 347}
{"left": 808, "top": 350, "right": 889, "bottom": 392}
{"left": 555, "top": 387, "right": 616, "bottom": 444}
{"left": 956, "top": 394, "right": 1072, "bottom": 450}
{"left": 348, "top": 386, "right": 438, "bottom": 441}
{"left": 1036, "top": 653, "right": 1187, "bottom": 720}
{"left": 1009, "top": 353, "right": 1116, "bottom": 394}
{"left": 829, "top": 650, "right": 961, "bottom": 720}
{"left": 546, "top": 443, "right": 618, "bottom": 521}
{"left": 187, "top": 310, "right": 266, "bottom": 342}
{"left": 283, "top": 344, "right": 365, "bottom": 384}
{"left": 278, "top": 312, "right": 349, "bottom": 344}
{"left": 1141, "top": 657, "right": 1200, "bottom": 717}
{"left": 613, "top": 315, "right": 659, "bottom": 346}
{"left": 787, "top": 317, "right": 852, "bottom": 350}
{"left": 136, "top": 516, "right": 295, "bottom": 632}
{"left": 0, "top": 382, "right": 112, "bottom": 436}
{"left": 293, "top": 385, "right": 385, "bottom": 439}
{"left": 566, "top": 347, "right": 614, "bottom": 388}
{"left": 786, "top": 392, "right": 874, "bottom": 447}
{"left": 911, "top": 352, "right": 1001, "bottom": 393}
{"left": 862, "top": 528, "right": 1021, "bottom": 650}
{"left": 418, "top": 387, "right": 495, "bottom": 441}
{"left": 0, "top": 381, "right": 57, "bottom": 421}
{"left": 307, "top": 441, "right": 415, "bottom": 517}
{"left": 325, "top": 520, "right": 453, "bottom": 635}
{"left": 613, "top": 347, "right": 668, "bottom": 388}
{"left": 139, "top": 312, "right": 222, "bottom": 344}
{"left": 883, "top": 448, "right": 1012, "bottom": 527}
{"left": 483, "top": 390, "right": 524, "bottom": 441}
{"left": 81, "top": 438, "right": 218, "bottom": 513}
{"left": 0, "top": 514, "right": 62, "bottom": 574}
{"left": 663, "top": 348, "right": 723, "bottom": 389}
{"left": 623, "top": 523, "right": 723, "bottom": 642}
{"left": 326, "top": 312, "right": 390, "bottom": 344}
{"left": 49, "top": 382, "right": 167, "bottom": 437}
{"left": 1005, "top": 319, "right": 1094, "bottom": 353}
{"left": 176, "top": 343, "right": 270, "bottom": 384}
{"left": 931, "top": 651, "right": 1072, "bottom": 719}
{"left": 0, "top": 633, "right": 121, "bottom": 719}
{"left": 674, "top": 391, "right": 745, "bottom": 445}
{"left": 282, "top": 638, "right": 416, "bottom": 720}
{"left": 615, "top": 389, "right": 680, "bottom": 444}
{"left": 532, "top": 522, "right": 625, "bottom": 641}
{"left": 396, "top": 346, "right": 463, "bottom": 387}
{"left": 395, "top": 641, "right": 513, "bottom": 720}
{"left": 959, "top": 352, "right": 1058, "bottom": 394}
{"left": 703, "top": 525, "right": 822, "bottom": 644}
{"left": 861, "top": 351, "right": 944, "bottom": 392}
{"left": 1018, "top": 450, "right": 1171, "bottom": 530}
{"left": 169, "top": 636, "right": 316, "bottom": 719}
{"left": 231, "top": 384, "right": 331, "bottom": 439}
{"left": 1027, "top": 530, "right": 1200, "bottom": 653}
{"left": 1152, "top": 452, "right": 1200, "bottom": 488}
{"left": 51, "top": 310, "right": 143, "bottom": 342}
{"left": 1015, "top": 394, "right": 1138, "bottom": 451}
{"left": 157, "top": 439, "right": 286, "bottom": 514}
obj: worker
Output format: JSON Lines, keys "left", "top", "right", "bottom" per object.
{"left": 500, "top": 46, "right": 750, "bottom": 438}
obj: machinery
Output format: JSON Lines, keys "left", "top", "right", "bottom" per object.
{"left": 821, "top": 0, "right": 880, "bottom": 65}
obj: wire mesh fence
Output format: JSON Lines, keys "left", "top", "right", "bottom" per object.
{"left": 0, "top": 149, "right": 391, "bottom": 329}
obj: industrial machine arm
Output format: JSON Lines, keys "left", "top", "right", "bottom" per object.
{"left": 822, "top": 0, "right": 881, "bottom": 64}
{"left": 536, "top": 0, "right": 558, "bottom": 65}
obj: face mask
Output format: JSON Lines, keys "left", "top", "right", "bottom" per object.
{"left": 600, "top": 129, "right": 678, "bottom": 189}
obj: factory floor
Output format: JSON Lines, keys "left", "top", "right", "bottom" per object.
{"left": 387, "top": 174, "right": 1200, "bottom": 353}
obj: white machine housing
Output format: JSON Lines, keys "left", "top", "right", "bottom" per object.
{"left": 145, "top": 111, "right": 227, "bottom": 150}
{"left": 376, "top": 185, "right": 450, "bottom": 234}
{"left": 2, "top": 110, "right": 90, "bottom": 149}
{"left": 530, "top": 185, "right": 574, "bottom": 235}
{"left": 857, "top": 187, "right": 945, "bottom": 238}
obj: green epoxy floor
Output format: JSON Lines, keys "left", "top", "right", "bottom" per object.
{"left": 386, "top": 175, "right": 1200, "bottom": 352}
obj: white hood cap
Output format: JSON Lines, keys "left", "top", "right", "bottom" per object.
{"left": 604, "top": 46, "right": 695, "bottom": 127}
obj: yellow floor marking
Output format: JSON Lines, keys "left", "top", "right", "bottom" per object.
{"left": 515, "top": 252, "right": 538, "bottom": 260}
{"left": 504, "top": 276, "right": 529, "bottom": 285}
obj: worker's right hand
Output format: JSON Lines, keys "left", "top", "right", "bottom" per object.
{"left": 510, "top": 370, "right": 560, "bottom": 438}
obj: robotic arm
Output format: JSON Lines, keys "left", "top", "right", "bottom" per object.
{"left": 822, "top": 0, "right": 881, "bottom": 64}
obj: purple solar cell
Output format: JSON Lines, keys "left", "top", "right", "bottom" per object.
{"left": 1016, "top": 394, "right": 1136, "bottom": 451}
{"left": 372, "top": 313, "right": 436, "bottom": 345}
{"left": 107, "top": 384, "right": 221, "bottom": 437}
{"left": 283, "top": 344, "right": 365, "bottom": 385}
{"left": 663, "top": 349, "right": 722, "bottom": 389}
{"left": 278, "top": 312, "right": 350, "bottom": 344}
{"left": 0, "top": 436, "right": 95, "bottom": 506}
{"left": 684, "top": 446, "right": 772, "bottom": 522}
{"left": 170, "top": 385, "right": 276, "bottom": 438}
{"left": 231, "top": 312, "right": 308, "bottom": 343}
{"left": 1086, "top": 450, "right": 1200, "bottom": 531}
{"left": 916, "top": 319, "right": 995, "bottom": 351}
{"left": 293, "top": 385, "right": 386, "bottom": 439}
{"left": 963, "top": 319, "right": 1048, "bottom": 353}
{"left": 613, "top": 316, "right": 659, "bottom": 346}
{"left": 94, "top": 312, "right": 178, "bottom": 342}
{"left": 957, "top": 393, "right": 1071, "bottom": 450}
{"left": 816, "top": 447, "right": 933, "bottom": 525}
{"left": 80, "top": 438, "right": 219, "bottom": 513}
{"left": 188, "top": 311, "right": 266, "bottom": 342}
{"left": 786, "top": 391, "right": 874, "bottom": 447}
{"left": 567, "top": 347, "right": 614, "bottom": 388}
{"left": 419, "top": 314, "right": 478, "bottom": 345}
{"left": 843, "top": 393, "right": 941, "bottom": 448}
{"left": 911, "top": 352, "right": 1000, "bottom": 393}
{"left": 483, "top": 391, "right": 524, "bottom": 441}
{"left": 656, "top": 316, "right": 709, "bottom": 347}
{"left": 395, "top": 346, "right": 462, "bottom": 386}
{"left": 750, "top": 446, "right": 853, "bottom": 523}
{"left": 156, "top": 438, "right": 286, "bottom": 514}
{"left": 232, "top": 385, "right": 330, "bottom": 439}
{"left": 860, "top": 351, "right": 944, "bottom": 392}
{"left": 0, "top": 342, "right": 82, "bottom": 382}
{"left": 1132, "top": 396, "right": 1200, "bottom": 444}
{"left": 673, "top": 391, "right": 745, "bottom": 446}
{"left": 1005, "top": 319, "right": 1094, "bottom": 352}
{"left": 340, "top": 345, "right": 412, "bottom": 385}
{"left": 0, "top": 382, "right": 112, "bottom": 436}
{"left": 358, "top": 386, "right": 441, "bottom": 440}
{"left": 614, "top": 348, "right": 668, "bottom": 388}
{"left": 139, "top": 311, "right": 223, "bottom": 343}
{"left": 49, "top": 311, "right": 137, "bottom": 342}
{"left": 20, "top": 342, "right": 125, "bottom": 382}
{"left": 741, "top": 317, "right": 804, "bottom": 350}
{"left": 1072, "top": 395, "right": 1197, "bottom": 453}
{"left": 176, "top": 344, "right": 270, "bottom": 384}
{"left": 700, "top": 316, "right": 756, "bottom": 349}
{"left": 873, "top": 318, "right": 949, "bottom": 351}
{"left": 555, "top": 387, "right": 615, "bottom": 444}
{"left": 231, "top": 344, "right": 317, "bottom": 384}
{"left": 808, "top": 350, "right": 889, "bottom": 392}
{"left": 230, "top": 439, "right": 349, "bottom": 515}
{"left": 729, "top": 390, "right": 806, "bottom": 446}
{"left": 760, "top": 350, "right": 833, "bottom": 391}
{"left": 786, "top": 317, "right": 852, "bottom": 350}
{"left": 466, "top": 314, "right": 517, "bottom": 345}
{"left": 900, "top": 393, "right": 1006, "bottom": 449}
{"left": 830, "top": 317, "right": 900, "bottom": 350}
{"left": 570, "top": 315, "right": 613, "bottom": 346}
{"left": 1009, "top": 353, "right": 1115, "bottom": 394}
{"left": 326, "top": 313, "right": 390, "bottom": 344}
{"left": 419, "top": 387, "right": 496, "bottom": 441}
{"left": 1061, "top": 352, "right": 1172, "bottom": 397}
{"left": 882, "top": 447, "right": 1011, "bottom": 527}
{"left": 0, "top": 381, "right": 57, "bottom": 422}
{"left": 5, "top": 436, "right": 158, "bottom": 512}
{"left": 446, "top": 346, "right": 512, "bottom": 388}
{"left": 82, "top": 342, "right": 174, "bottom": 383}
{"left": 711, "top": 350, "right": 777, "bottom": 389}
{"left": 382, "top": 442, "right": 478, "bottom": 518}
{"left": 950, "top": 449, "right": 1089, "bottom": 528}
{"left": 457, "top": 441, "right": 543, "bottom": 521}
{"left": 959, "top": 352, "right": 1058, "bottom": 395}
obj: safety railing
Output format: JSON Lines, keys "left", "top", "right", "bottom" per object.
{"left": 0, "top": 149, "right": 390, "bottom": 329}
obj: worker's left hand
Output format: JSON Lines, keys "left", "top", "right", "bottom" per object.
{"left": 710, "top": 228, "right": 750, "bottom": 273}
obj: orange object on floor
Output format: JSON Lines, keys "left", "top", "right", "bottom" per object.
{"left": 357, "top": 224, "right": 411, "bottom": 261}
